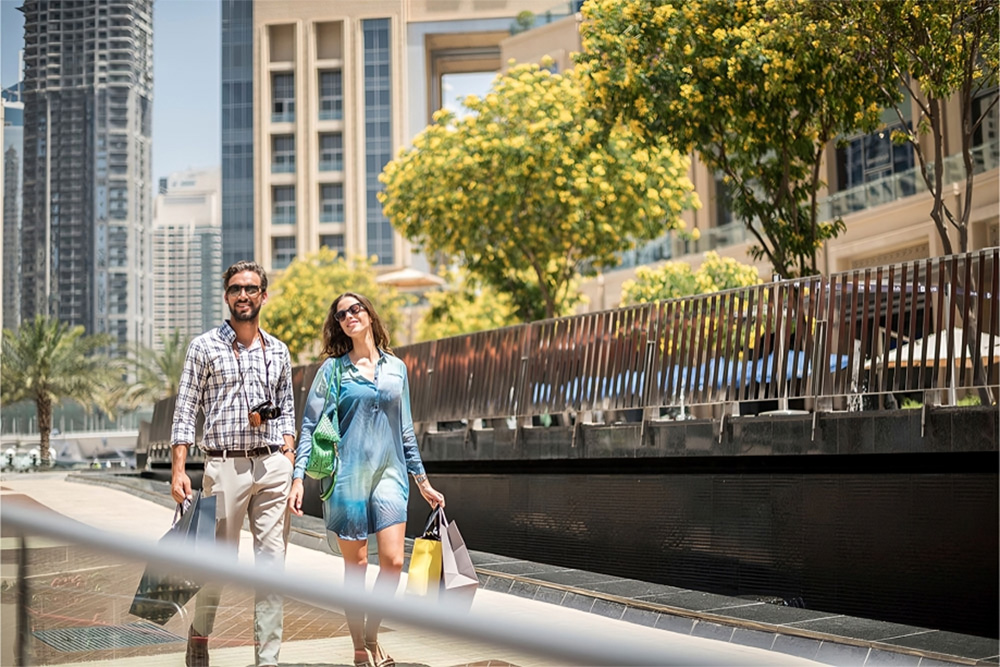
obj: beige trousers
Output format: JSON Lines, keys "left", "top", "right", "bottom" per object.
{"left": 192, "top": 451, "right": 292, "bottom": 666}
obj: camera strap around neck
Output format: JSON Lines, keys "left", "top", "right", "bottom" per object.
{"left": 234, "top": 329, "right": 272, "bottom": 425}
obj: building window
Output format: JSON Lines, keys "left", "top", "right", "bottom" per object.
{"left": 320, "top": 234, "right": 344, "bottom": 256}
{"left": 272, "top": 236, "right": 296, "bottom": 269}
{"left": 972, "top": 88, "right": 999, "bottom": 172}
{"left": 319, "top": 133, "right": 343, "bottom": 171}
{"left": 271, "top": 134, "right": 295, "bottom": 173}
{"left": 272, "top": 185, "right": 295, "bottom": 224}
{"left": 836, "top": 122, "right": 914, "bottom": 191}
{"left": 319, "top": 70, "right": 343, "bottom": 120}
{"left": 320, "top": 183, "right": 344, "bottom": 223}
{"left": 271, "top": 73, "right": 295, "bottom": 122}
{"left": 714, "top": 173, "right": 734, "bottom": 228}
{"left": 973, "top": 88, "right": 999, "bottom": 148}
{"left": 363, "top": 18, "right": 394, "bottom": 265}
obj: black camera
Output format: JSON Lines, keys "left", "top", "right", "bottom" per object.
{"left": 249, "top": 400, "right": 282, "bottom": 423}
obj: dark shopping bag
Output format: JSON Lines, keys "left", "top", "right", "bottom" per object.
{"left": 439, "top": 507, "right": 478, "bottom": 610}
{"left": 129, "top": 491, "right": 217, "bottom": 625}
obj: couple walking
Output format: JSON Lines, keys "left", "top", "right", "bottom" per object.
{"left": 170, "top": 260, "right": 444, "bottom": 667}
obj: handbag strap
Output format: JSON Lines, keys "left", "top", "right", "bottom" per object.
{"left": 319, "top": 357, "right": 343, "bottom": 424}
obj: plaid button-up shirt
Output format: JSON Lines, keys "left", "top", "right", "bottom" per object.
{"left": 171, "top": 321, "right": 295, "bottom": 452}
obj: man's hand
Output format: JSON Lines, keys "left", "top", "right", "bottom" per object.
{"left": 170, "top": 444, "right": 192, "bottom": 504}
{"left": 171, "top": 471, "right": 192, "bottom": 505}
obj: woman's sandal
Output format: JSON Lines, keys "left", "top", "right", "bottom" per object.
{"left": 353, "top": 647, "right": 373, "bottom": 667}
{"left": 365, "top": 640, "right": 395, "bottom": 667}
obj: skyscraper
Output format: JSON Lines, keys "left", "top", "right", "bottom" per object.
{"left": 221, "top": 0, "right": 254, "bottom": 268}
{"left": 152, "top": 168, "right": 223, "bottom": 347}
{"left": 2, "top": 85, "right": 24, "bottom": 332}
{"left": 19, "top": 0, "right": 154, "bottom": 349}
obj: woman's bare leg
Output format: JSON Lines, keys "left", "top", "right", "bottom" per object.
{"left": 364, "top": 522, "right": 406, "bottom": 653}
{"left": 337, "top": 537, "right": 370, "bottom": 664}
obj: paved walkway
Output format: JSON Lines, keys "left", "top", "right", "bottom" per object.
{"left": 1, "top": 472, "right": 820, "bottom": 667}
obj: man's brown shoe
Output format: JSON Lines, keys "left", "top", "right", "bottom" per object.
{"left": 185, "top": 626, "right": 209, "bottom": 667}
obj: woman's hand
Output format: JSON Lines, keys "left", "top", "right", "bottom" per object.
{"left": 288, "top": 478, "right": 305, "bottom": 516}
{"left": 417, "top": 479, "right": 445, "bottom": 508}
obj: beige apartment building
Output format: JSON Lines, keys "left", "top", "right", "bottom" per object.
{"left": 251, "top": 2, "right": 997, "bottom": 314}
{"left": 252, "top": 0, "right": 546, "bottom": 275}
{"left": 501, "top": 12, "right": 999, "bottom": 311}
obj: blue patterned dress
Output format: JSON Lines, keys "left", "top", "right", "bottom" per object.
{"left": 294, "top": 351, "right": 426, "bottom": 541}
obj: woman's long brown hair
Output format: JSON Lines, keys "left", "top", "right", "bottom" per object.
{"left": 321, "top": 292, "right": 392, "bottom": 358}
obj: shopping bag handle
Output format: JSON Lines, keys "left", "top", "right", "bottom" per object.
{"left": 420, "top": 506, "right": 444, "bottom": 540}
{"left": 172, "top": 490, "right": 200, "bottom": 528}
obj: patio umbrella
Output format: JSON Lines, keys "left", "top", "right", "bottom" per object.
{"left": 877, "top": 328, "right": 1000, "bottom": 368}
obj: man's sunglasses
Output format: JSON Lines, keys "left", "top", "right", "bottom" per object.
{"left": 226, "top": 284, "right": 263, "bottom": 297}
{"left": 334, "top": 302, "right": 365, "bottom": 322}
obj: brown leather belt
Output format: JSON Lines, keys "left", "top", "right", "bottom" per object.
{"left": 204, "top": 445, "right": 280, "bottom": 459}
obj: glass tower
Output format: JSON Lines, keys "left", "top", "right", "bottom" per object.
{"left": 221, "top": 0, "right": 254, "bottom": 268}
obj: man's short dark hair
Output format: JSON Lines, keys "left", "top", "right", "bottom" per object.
{"left": 223, "top": 261, "right": 268, "bottom": 292}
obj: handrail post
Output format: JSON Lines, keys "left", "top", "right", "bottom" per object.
{"left": 17, "top": 535, "right": 28, "bottom": 666}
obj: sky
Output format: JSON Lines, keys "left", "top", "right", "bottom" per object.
{"left": 2, "top": 0, "right": 221, "bottom": 186}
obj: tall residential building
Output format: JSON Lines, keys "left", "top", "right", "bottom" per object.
{"left": 2, "top": 87, "right": 24, "bottom": 332}
{"left": 151, "top": 169, "right": 223, "bottom": 347}
{"left": 221, "top": 0, "right": 255, "bottom": 268}
{"left": 19, "top": 0, "right": 154, "bottom": 350}
{"left": 251, "top": 0, "right": 538, "bottom": 275}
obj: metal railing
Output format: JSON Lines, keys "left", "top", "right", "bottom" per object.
{"left": 136, "top": 250, "right": 997, "bottom": 457}
{"left": 398, "top": 249, "right": 998, "bottom": 426}
{"left": 0, "top": 502, "right": 766, "bottom": 666}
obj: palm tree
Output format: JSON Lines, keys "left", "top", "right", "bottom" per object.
{"left": 1, "top": 316, "right": 121, "bottom": 466}
{"left": 122, "top": 329, "right": 191, "bottom": 409}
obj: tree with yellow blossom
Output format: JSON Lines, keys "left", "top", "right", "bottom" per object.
{"left": 621, "top": 252, "right": 761, "bottom": 305}
{"left": 416, "top": 269, "right": 520, "bottom": 341}
{"left": 379, "top": 60, "right": 698, "bottom": 322}
{"left": 577, "top": 0, "right": 891, "bottom": 279}
{"left": 261, "top": 248, "right": 405, "bottom": 363}
{"left": 823, "top": 0, "right": 998, "bottom": 256}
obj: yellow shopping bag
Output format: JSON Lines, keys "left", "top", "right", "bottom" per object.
{"left": 405, "top": 508, "right": 443, "bottom": 598}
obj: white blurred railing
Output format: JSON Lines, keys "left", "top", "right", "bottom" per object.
{"left": 1, "top": 502, "right": 780, "bottom": 667}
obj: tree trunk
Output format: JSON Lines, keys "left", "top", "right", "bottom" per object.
{"left": 36, "top": 394, "right": 52, "bottom": 467}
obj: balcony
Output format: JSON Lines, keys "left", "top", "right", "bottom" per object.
{"left": 819, "top": 140, "right": 999, "bottom": 222}
{"left": 652, "top": 141, "right": 1000, "bottom": 263}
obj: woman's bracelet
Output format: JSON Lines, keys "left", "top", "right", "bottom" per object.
{"left": 413, "top": 473, "right": 428, "bottom": 484}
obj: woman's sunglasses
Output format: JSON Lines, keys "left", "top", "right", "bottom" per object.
{"left": 334, "top": 302, "right": 366, "bottom": 322}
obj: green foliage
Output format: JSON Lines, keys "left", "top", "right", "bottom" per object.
{"left": 379, "top": 60, "right": 698, "bottom": 322}
{"left": 827, "top": 0, "right": 999, "bottom": 254}
{"left": 622, "top": 263, "right": 699, "bottom": 304}
{"left": 1, "top": 316, "right": 122, "bottom": 465}
{"left": 577, "top": 0, "right": 890, "bottom": 278}
{"left": 119, "top": 329, "right": 191, "bottom": 409}
{"left": 621, "top": 252, "right": 761, "bottom": 304}
{"left": 513, "top": 10, "right": 535, "bottom": 33}
{"left": 417, "top": 269, "right": 523, "bottom": 341}
{"left": 260, "top": 248, "right": 405, "bottom": 363}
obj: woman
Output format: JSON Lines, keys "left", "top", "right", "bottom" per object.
{"left": 290, "top": 292, "right": 444, "bottom": 667}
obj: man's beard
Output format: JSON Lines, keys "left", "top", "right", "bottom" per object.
{"left": 229, "top": 301, "right": 261, "bottom": 322}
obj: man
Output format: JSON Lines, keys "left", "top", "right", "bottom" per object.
{"left": 171, "top": 260, "right": 296, "bottom": 667}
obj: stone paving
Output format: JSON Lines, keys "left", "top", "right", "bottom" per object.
{"left": 1, "top": 472, "right": 820, "bottom": 667}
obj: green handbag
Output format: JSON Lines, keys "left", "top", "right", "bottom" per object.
{"left": 305, "top": 358, "right": 342, "bottom": 501}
